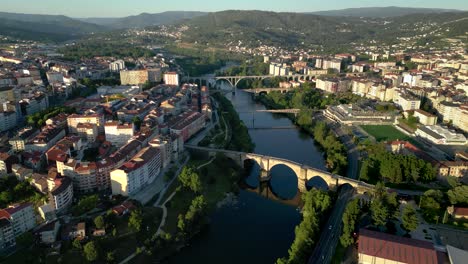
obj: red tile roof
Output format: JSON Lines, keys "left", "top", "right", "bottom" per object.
{"left": 453, "top": 207, "right": 468, "bottom": 217}
{"left": 358, "top": 229, "right": 438, "bottom": 264}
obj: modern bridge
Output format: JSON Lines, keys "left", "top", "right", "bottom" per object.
{"left": 181, "top": 74, "right": 320, "bottom": 88}
{"left": 185, "top": 145, "right": 374, "bottom": 194}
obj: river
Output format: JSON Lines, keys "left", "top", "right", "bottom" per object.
{"left": 168, "top": 78, "right": 327, "bottom": 263}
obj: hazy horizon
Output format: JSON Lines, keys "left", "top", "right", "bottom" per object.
{"left": 0, "top": 0, "right": 467, "bottom": 18}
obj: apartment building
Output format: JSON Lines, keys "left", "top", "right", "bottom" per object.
{"left": 110, "top": 147, "right": 162, "bottom": 196}
{"left": 105, "top": 122, "right": 135, "bottom": 147}
{"left": 48, "top": 176, "right": 73, "bottom": 212}
{"left": 120, "top": 70, "right": 149, "bottom": 85}
{"left": 109, "top": 60, "right": 125, "bottom": 72}
{"left": 413, "top": 109, "right": 437, "bottom": 126}
{"left": 67, "top": 114, "right": 105, "bottom": 134}
{"left": 0, "top": 203, "right": 36, "bottom": 236}
{"left": 0, "top": 218, "right": 15, "bottom": 251}
{"left": 163, "top": 72, "right": 179, "bottom": 86}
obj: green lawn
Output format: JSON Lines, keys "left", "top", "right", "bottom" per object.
{"left": 360, "top": 125, "right": 411, "bottom": 142}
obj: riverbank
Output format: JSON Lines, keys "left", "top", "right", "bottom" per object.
{"left": 256, "top": 93, "right": 348, "bottom": 175}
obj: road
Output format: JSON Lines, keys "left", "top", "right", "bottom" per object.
{"left": 308, "top": 185, "right": 354, "bottom": 264}
{"left": 308, "top": 114, "right": 360, "bottom": 264}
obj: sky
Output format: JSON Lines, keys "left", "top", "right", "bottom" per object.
{"left": 0, "top": 0, "right": 467, "bottom": 17}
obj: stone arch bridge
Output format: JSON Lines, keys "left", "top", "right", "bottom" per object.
{"left": 186, "top": 145, "right": 374, "bottom": 194}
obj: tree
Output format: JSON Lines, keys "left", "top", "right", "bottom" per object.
{"left": 370, "top": 199, "right": 388, "bottom": 227}
{"left": 94, "top": 215, "right": 105, "bottom": 229}
{"left": 447, "top": 185, "right": 468, "bottom": 205}
{"left": 132, "top": 116, "right": 142, "bottom": 130}
{"left": 15, "top": 232, "right": 33, "bottom": 247}
{"left": 178, "top": 166, "right": 203, "bottom": 193}
{"left": 72, "top": 238, "right": 82, "bottom": 250}
{"left": 129, "top": 209, "right": 143, "bottom": 232}
{"left": 83, "top": 241, "right": 99, "bottom": 262}
{"left": 401, "top": 205, "right": 419, "bottom": 232}
{"left": 340, "top": 199, "right": 360, "bottom": 247}
{"left": 106, "top": 251, "right": 115, "bottom": 263}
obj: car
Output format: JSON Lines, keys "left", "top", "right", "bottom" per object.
{"left": 328, "top": 225, "right": 332, "bottom": 230}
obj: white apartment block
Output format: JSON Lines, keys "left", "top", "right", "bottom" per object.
{"left": 0, "top": 203, "right": 36, "bottom": 237}
{"left": 110, "top": 147, "right": 161, "bottom": 196}
{"left": 164, "top": 72, "right": 179, "bottom": 86}
{"left": 109, "top": 60, "right": 125, "bottom": 72}
{"left": 105, "top": 122, "right": 135, "bottom": 147}
{"left": 67, "top": 114, "right": 105, "bottom": 134}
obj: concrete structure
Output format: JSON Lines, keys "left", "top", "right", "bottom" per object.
{"left": 316, "top": 78, "right": 350, "bottom": 93}
{"left": 0, "top": 152, "right": 18, "bottom": 175}
{"left": 109, "top": 60, "right": 125, "bottom": 72}
{"left": 185, "top": 146, "right": 373, "bottom": 193}
{"left": 110, "top": 147, "right": 162, "bottom": 196}
{"left": 168, "top": 111, "right": 206, "bottom": 142}
{"left": 243, "top": 87, "right": 294, "bottom": 96}
{"left": 183, "top": 74, "right": 321, "bottom": 88}
{"left": 325, "top": 104, "right": 397, "bottom": 125}
{"left": 38, "top": 204, "right": 56, "bottom": 221}
{"left": 0, "top": 108, "right": 17, "bottom": 133}
{"left": 164, "top": 72, "right": 179, "bottom": 86}
{"left": 0, "top": 218, "right": 15, "bottom": 251}
{"left": 48, "top": 176, "right": 73, "bottom": 212}
{"left": 395, "top": 93, "right": 421, "bottom": 111}
{"left": 413, "top": 109, "right": 437, "bottom": 126}
{"left": 67, "top": 114, "right": 105, "bottom": 134}
{"left": 36, "top": 220, "right": 60, "bottom": 244}
{"left": 76, "top": 123, "right": 98, "bottom": 142}
{"left": 438, "top": 161, "right": 468, "bottom": 179}
{"left": 120, "top": 70, "right": 149, "bottom": 85}
{"left": 416, "top": 125, "right": 467, "bottom": 145}
{"left": 105, "top": 122, "right": 135, "bottom": 147}
{"left": 446, "top": 244, "right": 468, "bottom": 264}
{"left": 358, "top": 228, "right": 438, "bottom": 264}
{"left": 0, "top": 203, "right": 36, "bottom": 236}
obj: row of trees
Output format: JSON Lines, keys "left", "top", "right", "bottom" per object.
{"left": 277, "top": 189, "right": 331, "bottom": 264}
{"left": 214, "top": 93, "right": 255, "bottom": 152}
{"left": 25, "top": 106, "right": 75, "bottom": 128}
{"left": 359, "top": 143, "right": 436, "bottom": 184}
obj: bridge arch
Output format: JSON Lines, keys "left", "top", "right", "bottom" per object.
{"left": 269, "top": 164, "right": 299, "bottom": 199}
{"left": 214, "top": 78, "right": 234, "bottom": 88}
{"left": 306, "top": 176, "right": 329, "bottom": 191}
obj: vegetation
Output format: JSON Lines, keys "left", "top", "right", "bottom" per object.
{"left": 59, "top": 41, "right": 155, "bottom": 61}
{"left": 401, "top": 205, "right": 419, "bottom": 232}
{"left": 0, "top": 176, "right": 45, "bottom": 208}
{"left": 72, "top": 194, "right": 99, "bottom": 216}
{"left": 340, "top": 199, "right": 361, "bottom": 247}
{"left": 128, "top": 209, "right": 143, "bottom": 232}
{"left": 369, "top": 182, "right": 398, "bottom": 229}
{"left": 360, "top": 125, "right": 412, "bottom": 142}
{"left": 420, "top": 190, "right": 444, "bottom": 223}
{"left": 447, "top": 185, "right": 468, "bottom": 206}
{"left": 277, "top": 189, "right": 331, "bottom": 264}
{"left": 83, "top": 241, "right": 99, "bottom": 262}
{"left": 25, "top": 106, "right": 75, "bottom": 128}
{"left": 94, "top": 215, "right": 105, "bottom": 229}
{"left": 359, "top": 143, "right": 436, "bottom": 184}
{"left": 178, "top": 166, "right": 203, "bottom": 193}
{"left": 213, "top": 93, "right": 255, "bottom": 152}
{"left": 259, "top": 88, "right": 358, "bottom": 174}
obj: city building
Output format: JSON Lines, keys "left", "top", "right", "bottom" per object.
{"left": 167, "top": 111, "right": 206, "bottom": 142}
{"left": 415, "top": 125, "right": 467, "bottom": 145}
{"left": 76, "top": 123, "right": 98, "bottom": 142}
{"left": 447, "top": 206, "right": 468, "bottom": 220}
{"left": 412, "top": 109, "right": 437, "bottom": 126}
{"left": 0, "top": 107, "right": 17, "bottom": 133}
{"left": 35, "top": 220, "right": 60, "bottom": 244}
{"left": 0, "top": 218, "right": 15, "bottom": 251}
{"left": 164, "top": 72, "right": 179, "bottom": 86}
{"left": 0, "top": 152, "right": 18, "bottom": 175}
{"left": 437, "top": 161, "right": 468, "bottom": 179}
{"left": 110, "top": 147, "right": 161, "bottom": 196}
{"left": 316, "top": 78, "right": 351, "bottom": 93}
{"left": 358, "top": 228, "right": 438, "bottom": 264}
{"left": 109, "top": 60, "right": 125, "bottom": 72}
{"left": 395, "top": 93, "right": 421, "bottom": 111}
{"left": 67, "top": 114, "right": 105, "bottom": 134}
{"left": 0, "top": 203, "right": 36, "bottom": 236}
{"left": 120, "top": 70, "right": 148, "bottom": 85}
{"left": 48, "top": 176, "right": 73, "bottom": 212}
{"left": 105, "top": 122, "right": 135, "bottom": 147}
{"left": 324, "top": 104, "right": 397, "bottom": 125}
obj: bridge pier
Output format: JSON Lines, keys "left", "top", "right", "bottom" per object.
{"left": 259, "top": 169, "right": 271, "bottom": 181}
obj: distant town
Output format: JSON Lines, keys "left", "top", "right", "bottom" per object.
{"left": 0, "top": 5, "right": 467, "bottom": 264}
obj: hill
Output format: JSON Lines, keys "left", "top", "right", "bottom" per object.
{"left": 79, "top": 11, "right": 207, "bottom": 29}
{"left": 177, "top": 10, "right": 468, "bottom": 49}
{"left": 0, "top": 12, "right": 106, "bottom": 41}
{"left": 309, "top": 6, "right": 463, "bottom": 17}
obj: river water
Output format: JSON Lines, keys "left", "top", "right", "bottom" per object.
{"left": 168, "top": 78, "right": 326, "bottom": 263}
